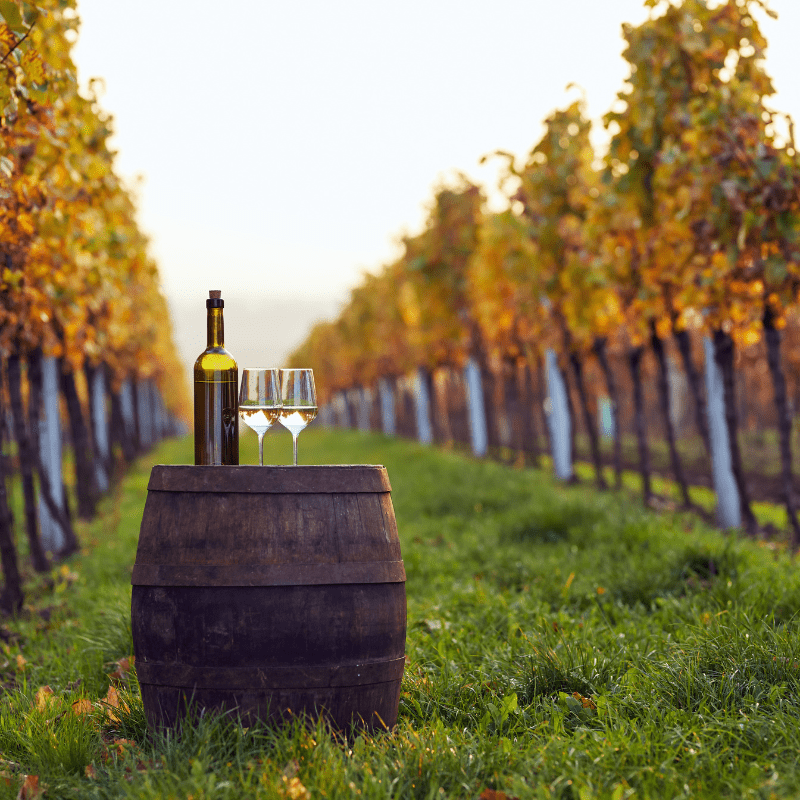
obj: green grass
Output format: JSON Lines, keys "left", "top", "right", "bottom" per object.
{"left": 2, "top": 426, "right": 800, "bottom": 797}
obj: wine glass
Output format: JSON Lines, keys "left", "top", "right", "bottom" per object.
{"left": 279, "top": 368, "right": 317, "bottom": 465}
{"left": 239, "top": 368, "right": 281, "bottom": 466}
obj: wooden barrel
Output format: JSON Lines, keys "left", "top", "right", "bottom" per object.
{"left": 131, "top": 465, "right": 406, "bottom": 731}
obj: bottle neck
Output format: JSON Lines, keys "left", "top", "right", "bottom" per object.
{"left": 207, "top": 307, "right": 224, "bottom": 348}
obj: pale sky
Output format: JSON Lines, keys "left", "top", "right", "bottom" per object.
{"left": 70, "top": 0, "right": 800, "bottom": 368}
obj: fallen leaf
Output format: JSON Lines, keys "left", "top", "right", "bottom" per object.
{"left": 101, "top": 685, "right": 126, "bottom": 722}
{"left": 58, "top": 565, "right": 78, "bottom": 583}
{"left": 100, "top": 738, "right": 138, "bottom": 764}
{"left": 108, "top": 655, "right": 135, "bottom": 682}
{"left": 70, "top": 698, "right": 93, "bottom": 717}
{"left": 479, "top": 790, "right": 519, "bottom": 800}
{"left": 572, "top": 691, "right": 597, "bottom": 710}
{"left": 280, "top": 775, "right": 310, "bottom": 800}
{"left": 110, "top": 738, "right": 137, "bottom": 757}
{"left": 84, "top": 764, "right": 96, "bottom": 779}
{"left": 17, "top": 774, "right": 43, "bottom": 799}
{"left": 34, "top": 686, "right": 55, "bottom": 713}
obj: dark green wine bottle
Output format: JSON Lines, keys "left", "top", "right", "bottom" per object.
{"left": 194, "top": 290, "right": 239, "bottom": 465}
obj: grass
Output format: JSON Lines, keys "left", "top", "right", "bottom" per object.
{"left": 574, "top": 426, "right": 799, "bottom": 493}
{"left": 1, "top": 426, "right": 800, "bottom": 797}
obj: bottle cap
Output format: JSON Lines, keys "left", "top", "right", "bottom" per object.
{"left": 207, "top": 290, "right": 224, "bottom": 309}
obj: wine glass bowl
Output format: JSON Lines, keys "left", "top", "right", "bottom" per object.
{"left": 239, "top": 368, "right": 281, "bottom": 466}
{"left": 279, "top": 368, "right": 317, "bottom": 465}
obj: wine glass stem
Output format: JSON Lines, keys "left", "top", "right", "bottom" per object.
{"left": 292, "top": 434, "right": 298, "bottom": 466}
{"left": 258, "top": 432, "right": 265, "bottom": 467}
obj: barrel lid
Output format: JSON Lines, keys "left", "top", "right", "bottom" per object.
{"left": 147, "top": 465, "right": 391, "bottom": 494}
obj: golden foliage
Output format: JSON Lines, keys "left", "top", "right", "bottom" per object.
{"left": 290, "top": 1, "right": 800, "bottom": 394}
{"left": 0, "top": 0, "right": 188, "bottom": 418}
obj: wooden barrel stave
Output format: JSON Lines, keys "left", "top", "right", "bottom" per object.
{"left": 139, "top": 680, "right": 403, "bottom": 730}
{"left": 135, "top": 492, "right": 401, "bottom": 567}
{"left": 132, "top": 585, "right": 406, "bottom": 667}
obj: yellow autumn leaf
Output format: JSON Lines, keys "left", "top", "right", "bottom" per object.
{"left": 572, "top": 691, "right": 597, "bottom": 710}
{"left": 16, "top": 213, "right": 34, "bottom": 236}
{"left": 398, "top": 281, "right": 420, "bottom": 327}
{"left": 102, "top": 685, "right": 123, "bottom": 721}
{"left": 0, "top": 22, "right": 14, "bottom": 50}
{"left": 70, "top": 698, "right": 94, "bottom": 717}
{"left": 711, "top": 251, "right": 729, "bottom": 273}
{"left": 21, "top": 50, "right": 46, "bottom": 84}
{"left": 654, "top": 316, "right": 671, "bottom": 340}
{"left": 281, "top": 775, "right": 310, "bottom": 800}
{"left": 85, "top": 156, "right": 108, "bottom": 181}
{"left": 741, "top": 329, "right": 760, "bottom": 347}
{"left": 34, "top": 685, "right": 55, "bottom": 712}
{"left": 57, "top": 564, "right": 79, "bottom": 584}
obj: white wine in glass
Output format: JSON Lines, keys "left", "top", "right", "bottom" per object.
{"left": 279, "top": 368, "right": 317, "bottom": 465}
{"left": 239, "top": 368, "right": 281, "bottom": 466}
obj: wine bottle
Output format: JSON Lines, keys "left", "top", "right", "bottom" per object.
{"left": 194, "top": 290, "right": 239, "bottom": 465}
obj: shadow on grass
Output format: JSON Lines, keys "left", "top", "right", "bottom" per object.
{"left": 500, "top": 499, "right": 606, "bottom": 546}
{"left": 609, "top": 543, "right": 742, "bottom": 609}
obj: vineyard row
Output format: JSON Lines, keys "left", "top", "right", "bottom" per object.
{"left": 291, "top": 0, "right": 800, "bottom": 547}
{"left": 318, "top": 327, "right": 797, "bottom": 536}
{"left": 0, "top": 351, "right": 184, "bottom": 613}
{"left": 0, "top": 2, "right": 188, "bottom": 610}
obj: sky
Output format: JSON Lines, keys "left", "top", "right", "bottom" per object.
{"left": 70, "top": 0, "right": 800, "bottom": 372}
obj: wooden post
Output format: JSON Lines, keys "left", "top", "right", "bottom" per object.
{"left": 37, "top": 356, "right": 67, "bottom": 552}
{"left": 7, "top": 353, "right": 49, "bottom": 572}
{"left": 464, "top": 358, "right": 488, "bottom": 457}
{"left": 378, "top": 378, "right": 396, "bottom": 435}
{"left": 0, "top": 360, "right": 22, "bottom": 613}
{"left": 546, "top": 348, "right": 572, "bottom": 480}
{"left": 414, "top": 368, "right": 433, "bottom": 445}
{"left": 703, "top": 337, "right": 740, "bottom": 529}
{"left": 120, "top": 379, "right": 137, "bottom": 451}
{"left": 87, "top": 363, "right": 110, "bottom": 493}
{"left": 356, "top": 387, "right": 371, "bottom": 433}
{"left": 136, "top": 380, "right": 153, "bottom": 451}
